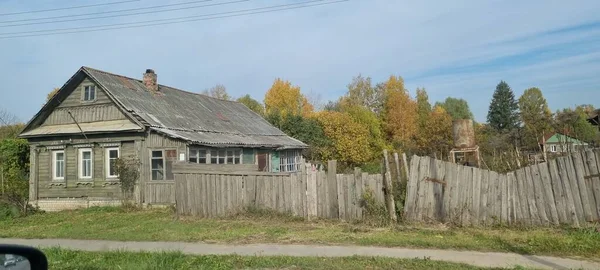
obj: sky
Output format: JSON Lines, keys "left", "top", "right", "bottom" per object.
{"left": 0, "top": 0, "right": 599, "bottom": 123}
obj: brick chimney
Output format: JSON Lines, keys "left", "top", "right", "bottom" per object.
{"left": 143, "top": 69, "right": 158, "bottom": 92}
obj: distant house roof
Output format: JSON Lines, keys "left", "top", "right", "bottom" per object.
{"left": 540, "top": 133, "right": 588, "bottom": 146}
{"left": 588, "top": 109, "right": 600, "bottom": 126}
{"left": 21, "top": 67, "right": 307, "bottom": 149}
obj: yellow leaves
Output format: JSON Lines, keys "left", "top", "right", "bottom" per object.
{"left": 313, "top": 111, "right": 371, "bottom": 165}
{"left": 381, "top": 76, "right": 417, "bottom": 149}
{"left": 264, "top": 78, "right": 313, "bottom": 118}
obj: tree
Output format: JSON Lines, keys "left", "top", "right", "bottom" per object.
{"left": 518, "top": 87, "right": 553, "bottom": 149}
{"left": 46, "top": 88, "right": 60, "bottom": 103}
{"left": 202, "top": 84, "right": 231, "bottom": 100}
{"left": 275, "top": 114, "right": 330, "bottom": 162}
{"left": 264, "top": 78, "right": 313, "bottom": 118}
{"left": 555, "top": 107, "right": 598, "bottom": 143}
{"left": 338, "top": 101, "right": 386, "bottom": 160}
{"left": 314, "top": 111, "right": 371, "bottom": 166}
{"left": 487, "top": 81, "right": 519, "bottom": 132}
{"left": 0, "top": 139, "right": 30, "bottom": 213}
{"left": 435, "top": 97, "right": 474, "bottom": 120}
{"left": 381, "top": 75, "right": 417, "bottom": 149}
{"left": 0, "top": 109, "right": 23, "bottom": 140}
{"left": 237, "top": 95, "right": 264, "bottom": 116}
{"left": 345, "top": 75, "right": 385, "bottom": 114}
{"left": 416, "top": 88, "right": 432, "bottom": 127}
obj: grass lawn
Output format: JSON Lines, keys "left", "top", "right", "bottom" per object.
{"left": 1, "top": 207, "right": 599, "bottom": 259}
{"left": 42, "top": 248, "right": 526, "bottom": 270}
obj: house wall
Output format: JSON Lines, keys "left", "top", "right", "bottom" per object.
{"left": 545, "top": 142, "right": 588, "bottom": 153}
{"left": 57, "top": 78, "right": 111, "bottom": 108}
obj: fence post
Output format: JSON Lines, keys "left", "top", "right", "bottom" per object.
{"left": 402, "top": 153, "right": 410, "bottom": 184}
{"left": 383, "top": 150, "right": 398, "bottom": 222}
{"left": 393, "top": 152, "right": 402, "bottom": 186}
{"left": 327, "top": 160, "right": 338, "bottom": 218}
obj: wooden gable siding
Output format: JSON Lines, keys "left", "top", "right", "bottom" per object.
{"left": 42, "top": 104, "right": 127, "bottom": 126}
{"left": 37, "top": 139, "right": 136, "bottom": 199}
{"left": 139, "top": 132, "right": 186, "bottom": 204}
{"left": 57, "top": 78, "right": 111, "bottom": 108}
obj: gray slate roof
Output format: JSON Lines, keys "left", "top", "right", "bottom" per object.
{"left": 83, "top": 67, "right": 306, "bottom": 149}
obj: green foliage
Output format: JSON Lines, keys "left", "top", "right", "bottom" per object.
{"left": 359, "top": 188, "right": 389, "bottom": 226}
{"left": 46, "top": 87, "right": 60, "bottom": 103}
{"left": 266, "top": 112, "right": 331, "bottom": 162}
{"left": 416, "top": 88, "right": 432, "bottom": 125}
{"left": 236, "top": 94, "right": 264, "bottom": 116}
{"left": 435, "top": 97, "right": 474, "bottom": 120}
{"left": 487, "top": 81, "right": 519, "bottom": 132}
{"left": 0, "top": 139, "right": 30, "bottom": 212}
{"left": 554, "top": 107, "right": 598, "bottom": 143}
{"left": 114, "top": 156, "right": 140, "bottom": 207}
{"left": 518, "top": 88, "right": 553, "bottom": 150}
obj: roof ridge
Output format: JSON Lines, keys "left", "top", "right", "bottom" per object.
{"left": 82, "top": 66, "right": 240, "bottom": 103}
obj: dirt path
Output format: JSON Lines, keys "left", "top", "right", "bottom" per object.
{"left": 2, "top": 238, "right": 598, "bottom": 269}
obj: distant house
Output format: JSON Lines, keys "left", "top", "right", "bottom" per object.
{"left": 19, "top": 67, "right": 306, "bottom": 211}
{"left": 540, "top": 133, "right": 589, "bottom": 153}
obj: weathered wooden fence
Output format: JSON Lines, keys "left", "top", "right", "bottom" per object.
{"left": 174, "top": 162, "right": 385, "bottom": 221}
{"left": 404, "top": 150, "right": 600, "bottom": 226}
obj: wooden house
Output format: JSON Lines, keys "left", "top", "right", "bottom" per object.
{"left": 540, "top": 133, "right": 589, "bottom": 154}
{"left": 19, "top": 67, "right": 306, "bottom": 211}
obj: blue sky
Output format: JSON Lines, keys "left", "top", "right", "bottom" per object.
{"left": 1, "top": 0, "right": 599, "bottom": 123}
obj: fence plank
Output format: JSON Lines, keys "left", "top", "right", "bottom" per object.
{"left": 480, "top": 169, "right": 490, "bottom": 225}
{"left": 565, "top": 155, "right": 585, "bottom": 224}
{"left": 451, "top": 164, "right": 463, "bottom": 224}
{"left": 337, "top": 174, "right": 345, "bottom": 220}
{"left": 416, "top": 157, "right": 430, "bottom": 222}
{"left": 434, "top": 160, "right": 446, "bottom": 221}
{"left": 355, "top": 168, "right": 364, "bottom": 220}
{"left": 538, "top": 163, "right": 559, "bottom": 225}
{"left": 327, "top": 160, "right": 338, "bottom": 219}
{"left": 471, "top": 167, "right": 481, "bottom": 226}
{"left": 404, "top": 156, "right": 420, "bottom": 220}
{"left": 499, "top": 173, "right": 508, "bottom": 225}
{"left": 524, "top": 166, "right": 541, "bottom": 225}
{"left": 424, "top": 158, "right": 436, "bottom": 221}
{"left": 442, "top": 161, "right": 454, "bottom": 222}
{"left": 530, "top": 165, "right": 549, "bottom": 225}
{"left": 547, "top": 160, "right": 567, "bottom": 224}
{"left": 588, "top": 151, "right": 600, "bottom": 220}
{"left": 514, "top": 169, "right": 530, "bottom": 225}
{"left": 581, "top": 152, "right": 597, "bottom": 222}
{"left": 458, "top": 166, "right": 470, "bottom": 226}
{"left": 507, "top": 173, "right": 518, "bottom": 225}
{"left": 572, "top": 152, "right": 593, "bottom": 222}
{"left": 558, "top": 157, "right": 580, "bottom": 226}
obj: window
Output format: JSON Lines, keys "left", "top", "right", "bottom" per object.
{"left": 188, "top": 149, "right": 207, "bottom": 164}
{"left": 280, "top": 150, "right": 301, "bottom": 172}
{"left": 52, "top": 150, "right": 65, "bottom": 180}
{"left": 151, "top": 150, "right": 164, "bottom": 180}
{"left": 208, "top": 149, "right": 242, "bottom": 164}
{"left": 83, "top": 85, "right": 96, "bottom": 101}
{"left": 550, "top": 145, "right": 557, "bottom": 153}
{"left": 78, "top": 148, "right": 93, "bottom": 179}
{"left": 105, "top": 148, "right": 120, "bottom": 178}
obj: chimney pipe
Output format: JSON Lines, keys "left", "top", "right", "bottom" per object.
{"left": 143, "top": 69, "right": 158, "bottom": 92}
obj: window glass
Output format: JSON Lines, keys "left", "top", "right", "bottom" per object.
{"left": 218, "top": 150, "right": 226, "bottom": 164}
{"left": 106, "top": 148, "right": 119, "bottom": 178}
{"left": 234, "top": 150, "right": 241, "bottom": 164}
{"left": 198, "top": 150, "right": 207, "bottom": 164}
{"left": 83, "top": 86, "right": 96, "bottom": 101}
{"left": 151, "top": 150, "right": 164, "bottom": 180}
{"left": 226, "top": 150, "right": 234, "bottom": 164}
{"left": 211, "top": 150, "right": 218, "bottom": 164}
{"left": 189, "top": 149, "right": 198, "bottom": 163}
{"left": 54, "top": 151, "right": 65, "bottom": 180}
{"left": 79, "top": 149, "right": 93, "bottom": 178}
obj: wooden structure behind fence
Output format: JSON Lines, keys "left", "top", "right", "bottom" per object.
{"left": 173, "top": 162, "right": 386, "bottom": 221}
{"left": 404, "top": 150, "right": 600, "bottom": 226}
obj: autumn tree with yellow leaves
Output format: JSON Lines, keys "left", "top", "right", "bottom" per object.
{"left": 381, "top": 75, "right": 418, "bottom": 150}
{"left": 314, "top": 111, "right": 371, "bottom": 166}
{"left": 264, "top": 78, "right": 313, "bottom": 118}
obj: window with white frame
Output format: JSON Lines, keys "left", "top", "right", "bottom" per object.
{"left": 78, "top": 148, "right": 93, "bottom": 179}
{"left": 105, "top": 147, "right": 120, "bottom": 178}
{"left": 550, "top": 145, "right": 557, "bottom": 153}
{"left": 279, "top": 150, "right": 301, "bottom": 172}
{"left": 52, "top": 150, "right": 65, "bottom": 180}
{"left": 83, "top": 85, "right": 96, "bottom": 101}
{"left": 207, "top": 149, "right": 242, "bottom": 164}
{"left": 189, "top": 149, "right": 207, "bottom": 164}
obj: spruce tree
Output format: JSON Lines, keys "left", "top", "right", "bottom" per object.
{"left": 487, "top": 81, "right": 519, "bottom": 132}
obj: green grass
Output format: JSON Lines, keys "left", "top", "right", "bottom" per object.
{"left": 42, "top": 248, "right": 525, "bottom": 270}
{"left": 1, "top": 207, "right": 599, "bottom": 259}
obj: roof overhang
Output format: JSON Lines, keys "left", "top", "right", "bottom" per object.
{"left": 20, "top": 120, "right": 143, "bottom": 138}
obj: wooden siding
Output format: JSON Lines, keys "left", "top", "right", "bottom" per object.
{"left": 139, "top": 132, "right": 186, "bottom": 204}
{"left": 57, "top": 78, "right": 111, "bottom": 108}
{"left": 35, "top": 139, "right": 136, "bottom": 199}
{"left": 42, "top": 104, "right": 127, "bottom": 125}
